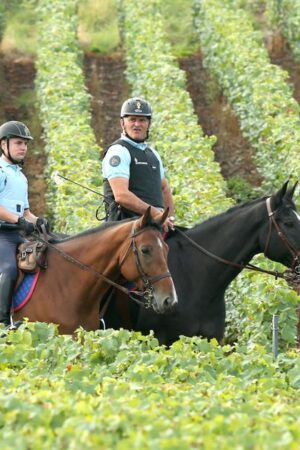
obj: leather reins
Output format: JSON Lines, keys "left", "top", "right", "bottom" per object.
{"left": 175, "top": 197, "right": 300, "bottom": 281}
{"left": 33, "top": 221, "right": 171, "bottom": 309}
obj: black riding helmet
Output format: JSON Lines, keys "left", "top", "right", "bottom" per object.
{"left": 120, "top": 98, "right": 152, "bottom": 142}
{"left": 120, "top": 97, "right": 152, "bottom": 118}
{"left": 0, "top": 121, "right": 33, "bottom": 142}
{"left": 0, "top": 121, "right": 33, "bottom": 164}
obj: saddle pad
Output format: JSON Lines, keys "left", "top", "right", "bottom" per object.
{"left": 13, "top": 271, "right": 40, "bottom": 312}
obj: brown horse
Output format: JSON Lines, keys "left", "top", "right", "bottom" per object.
{"left": 13, "top": 208, "right": 177, "bottom": 333}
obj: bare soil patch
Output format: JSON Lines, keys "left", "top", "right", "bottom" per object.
{"left": 179, "top": 51, "right": 262, "bottom": 186}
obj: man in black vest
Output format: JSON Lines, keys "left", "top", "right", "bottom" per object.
{"left": 102, "top": 97, "right": 175, "bottom": 230}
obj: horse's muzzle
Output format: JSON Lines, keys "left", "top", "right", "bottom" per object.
{"left": 153, "top": 290, "right": 178, "bottom": 314}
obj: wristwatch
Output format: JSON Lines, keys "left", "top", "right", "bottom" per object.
{"left": 169, "top": 215, "right": 176, "bottom": 222}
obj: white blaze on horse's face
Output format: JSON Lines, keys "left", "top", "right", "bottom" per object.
{"left": 149, "top": 235, "right": 178, "bottom": 313}
{"left": 156, "top": 236, "right": 164, "bottom": 248}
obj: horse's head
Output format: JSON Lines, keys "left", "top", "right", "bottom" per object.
{"left": 261, "top": 180, "right": 300, "bottom": 269}
{"left": 119, "top": 207, "right": 178, "bottom": 313}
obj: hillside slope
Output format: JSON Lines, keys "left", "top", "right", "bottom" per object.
{"left": 1, "top": 31, "right": 300, "bottom": 210}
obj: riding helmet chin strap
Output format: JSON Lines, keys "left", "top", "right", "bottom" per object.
{"left": 5, "top": 138, "right": 24, "bottom": 165}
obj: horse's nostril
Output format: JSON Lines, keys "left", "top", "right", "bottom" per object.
{"left": 163, "top": 297, "right": 171, "bottom": 309}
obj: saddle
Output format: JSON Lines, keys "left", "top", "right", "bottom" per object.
{"left": 17, "top": 240, "right": 48, "bottom": 273}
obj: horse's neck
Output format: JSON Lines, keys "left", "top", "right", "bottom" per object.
{"left": 58, "top": 224, "right": 130, "bottom": 273}
{"left": 188, "top": 203, "right": 264, "bottom": 265}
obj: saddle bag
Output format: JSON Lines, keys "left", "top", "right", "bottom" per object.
{"left": 17, "top": 241, "right": 48, "bottom": 273}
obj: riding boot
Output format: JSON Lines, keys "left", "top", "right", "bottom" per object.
{"left": 0, "top": 273, "right": 15, "bottom": 326}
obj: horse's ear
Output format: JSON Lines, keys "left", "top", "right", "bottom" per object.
{"left": 285, "top": 181, "right": 298, "bottom": 201}
{"left": 140, "top": 206, "right": 152, "bottom": 229}
{"left": 158, "top": 208, "right": 169, "bottom": 225}
{"left": 273, "top": 180, "right": 289, "bottom": 208}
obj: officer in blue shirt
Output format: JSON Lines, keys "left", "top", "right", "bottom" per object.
{"left": 102, "top": 97, "right": 175, "bottom": 230}
{"left": 0, "top": 121, "right": 48, "bottom": 327}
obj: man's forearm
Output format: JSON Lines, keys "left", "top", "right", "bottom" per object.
{"left": 162, "top": 185, "right": 175, "bottom": 216}
{"left": 0, "top": 206, "right": 19, "bottom": 223}
{"left": 116, "top": 190, "right": 157, "bottom": 215}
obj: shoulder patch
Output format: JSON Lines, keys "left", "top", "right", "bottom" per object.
{"left": 109, "top": 155, "right": 121, "bottom": 167}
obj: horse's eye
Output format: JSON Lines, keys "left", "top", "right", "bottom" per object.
{"left": 140, "top": 246, "right": 151, "bottom": 256}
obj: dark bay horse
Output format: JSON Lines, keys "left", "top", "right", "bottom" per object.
{"left": 104, "top": 182, "right": 300, "bottom": 345}
{"left": 14, "top": 208, "right": 177, "bottom": 334}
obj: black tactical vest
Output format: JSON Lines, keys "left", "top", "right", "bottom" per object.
{"left": 103, "top": 139, "right": 164, "bottom": 221}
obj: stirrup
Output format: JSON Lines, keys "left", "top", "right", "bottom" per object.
{"left": 100, "top": 318, "right": 106, "bottom": 330}
{"left": 0, "top": 320, "right": 23, "bottom": 337}
{"left": 8, "top": 318, "right": 23, "bottom": 330}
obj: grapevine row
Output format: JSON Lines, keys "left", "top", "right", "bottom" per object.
{"left": 193, "top": 0, "right": 300, "bottom": 190}
{"left": 35, "top": 0, "right": 101, "bottom": 233}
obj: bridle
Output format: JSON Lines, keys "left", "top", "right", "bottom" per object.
{"left": 264, "top": 197, "right": 300, "bottom": 272}
{"left": 175, "top": 197, "right": 300, "bottom": 283}
{"left": 119, "top": 222, "right": 172, "bottom": 307}
{"left": 33, "top": 220, "right": 171, "bottom": 309}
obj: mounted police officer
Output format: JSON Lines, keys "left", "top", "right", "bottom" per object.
{"left": 0, "top": 120, "right": 48, "bottom": 327}
{"left": 102, "top": 97, "right": 175, "bottom": 229}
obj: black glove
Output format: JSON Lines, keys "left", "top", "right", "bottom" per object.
{"left": 35, "top": 217, "right": 50, "bottom": 233}
{"left": 17, "top": 217, "right": 35, "bottom": 235}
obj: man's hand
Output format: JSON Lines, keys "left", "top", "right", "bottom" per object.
{"left": 168, "top": 215, "right": 176, "bottom": 230}
{"left": 17, "top": 217, "right": 35, "bottom": 235}
{"left": 35, "top": 217, "right": 50, "bottom": 233}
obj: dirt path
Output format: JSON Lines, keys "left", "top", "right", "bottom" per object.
{"left": 84, "top": 52, "right": 130, "bottom": 150}
{"left": 254, "top": 7, "right": 300, "bottom": 105}
{"left": 179, "top": 51, "right": 262, "bottom": 186}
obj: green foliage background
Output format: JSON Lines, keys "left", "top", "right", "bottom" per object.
{"left": 0, "top": 0, "right": 300, "bottom": 447}
{"left": 0, "top": 323, "right": 299, "bottom": 449}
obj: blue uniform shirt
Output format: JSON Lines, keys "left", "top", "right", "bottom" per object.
{"left": 102, "top": 134, "right": 165, "bottom": 180}
{"left": 0, "top": 159, "right": 29, "bottom": 217}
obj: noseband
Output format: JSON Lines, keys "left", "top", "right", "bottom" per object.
{"left": 119, "top": 222, "right": 172, "bottom": 308}
{"left": 264, "top": 197, "right": 300, "bottom": 272}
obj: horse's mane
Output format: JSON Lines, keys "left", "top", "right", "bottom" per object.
{"left": 181, "top": 192, "right": 297, "bottom": 236}
{"left": 49, "top": 219, "right": 131, "bottom": 243}
{"left": 222, "top": 196, "right": 266, "bottom": 215}
{"left": 177, "top": 196, "right": 268, "bottom": 234}
{"left": 49, "top": 216, "right": 163, "bottom": 243}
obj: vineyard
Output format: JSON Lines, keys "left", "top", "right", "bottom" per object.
{"left": 0, "top": 0, "right": 300, "bottom": 448}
